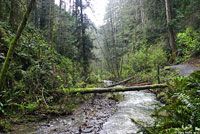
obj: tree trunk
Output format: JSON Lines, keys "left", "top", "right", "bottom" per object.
{"left": 9, "top": 0, "right": 14, "bottom": 29}
{"left": 94, "top": 33, "right": 113, "bottom": 78}
{"left": 0, "top": 0, "right": 36, "bottom": 91}
{"left": 58, "top": 0, "right": 63, "bottom": 53}
{"left": 0, "top": 0, "right": 2, "bottom": 20}
{"left": 9, "top": 0, "right": 22, "bottom": 31}
{"left": 110, "top": 15, "right": 118, "bottom": 78}
{"left": 106, "top": 76, "right": 135, "bottom": 88}
{"left": 165, "top": 0, "right": 176, "bottom": 61}
{"left": 140, "top": 0, "right": 145, "bottom": 27}
{"left": 102, "top": 26, "right": 116, "bottom": 77}
{"left": 34, "top": 1, "right": 38, "bottom": 28}
{"left": 50, "top": 0, "right": 55, "bottom": 88}
{"left": 157, "top": 65, "right": 160, "bottom": 84}
{"left": 80, "top": 0, "right": 88, "bottom": 79}
{"left": 49, "top": 0, "right": 55, "bottom": 46}
{"left": 131, "top": 118, "right": 153, "bottom": 134}
{"left": 40, "top": 0, "right": 47, "bottom": 29}
{"left": 69, "top": 0, "right": 72, "bottom": 13}
{"left": 69, "top": 84, "right": 167, "bottom": 94}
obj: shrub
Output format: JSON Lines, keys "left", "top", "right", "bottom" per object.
{"left": 177, "top": 27, "right": 200, "bottom": 63}
{"left": 152, "top": 71, "right": 200, "bottom": 133}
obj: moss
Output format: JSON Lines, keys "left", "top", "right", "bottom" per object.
{"left": 108, "top": 93, "right": 121, "bottom": 101}
{"left": 0, "top": 0, "right": 36, "bottom": 91}
{"left": 71, "top": 87, "right": 95, "bottom": 93}
{"left": 0, "top": 119, "right": 11, "bottom": 133}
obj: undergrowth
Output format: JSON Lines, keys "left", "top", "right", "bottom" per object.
{"left": 148, "top": 71, "right": 200, "bottom": 134}
{"left": 0, "top": 22, "right": 92, "bottom": 132}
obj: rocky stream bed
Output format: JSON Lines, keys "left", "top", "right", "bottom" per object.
{"left": 8, "top": 94, "right": 117, "bottom": 134}
{"left": 4, "top": 80, "right": 164, "bottom": 134}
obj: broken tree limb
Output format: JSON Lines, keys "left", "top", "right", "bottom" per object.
{"left": 69, "top": 84, "right": 168, "bottom": 94}
{"left": 130, "top": 118, "right": 153, "bottom": 134}
{"left": 106, "top": 76, "right": 135, "bottom": 87}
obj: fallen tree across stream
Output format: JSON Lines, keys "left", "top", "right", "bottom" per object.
{"left": 68, "top": 84, "right": 168, "bottom": 94}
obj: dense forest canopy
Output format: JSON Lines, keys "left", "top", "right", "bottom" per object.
{"left": 93, "top": 0, "right": 200, "bottom": 79}
{"left": 0, "top": 0, "right": 95, "bottom": 122}
{"left": 0, "top": 0, "right": 200, "bottom": 133}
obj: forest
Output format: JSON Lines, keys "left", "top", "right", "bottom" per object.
{"left": 0, "top": 0, "right": 200, "bottom": 133}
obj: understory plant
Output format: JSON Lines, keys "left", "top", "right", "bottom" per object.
{"left": 151, "top": 71, "right": 200, "bottom": 134}
{"left": 176, "top": 27, "right": 200, "bottom": 63}
{"left": 122, "top": 43, "right": 168, "bottom": 83}
{"left": 0, "top": 23, "right": 82, "bottom": 116}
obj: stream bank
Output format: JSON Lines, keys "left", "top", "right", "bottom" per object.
{"left": 3, "top": 80, "right": 163, "bottom": 134}
{"left": 7, "top": 93, "right": 117, "bottom": 134}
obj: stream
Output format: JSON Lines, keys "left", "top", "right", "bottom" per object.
{"left": 9, "top": 80, "right": 159, "bottom": 134}
{"left": 99, "top": 81, "right": 159, "bottom": 134}
{"left": 100, "top": 90, "right": 159, "bottom": 134}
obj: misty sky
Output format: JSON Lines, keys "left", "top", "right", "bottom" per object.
{"left": 55, "top": 0, "right": 108, "bottom": 26}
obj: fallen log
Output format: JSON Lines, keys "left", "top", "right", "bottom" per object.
{"left": 106, "top": 76, "right": 135, "bottom": 87}
{"left": 69, "top": 84, "right": 167, "bottom": 94}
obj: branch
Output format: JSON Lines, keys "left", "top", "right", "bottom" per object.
{"left": 106, "top": 76, "right": 135, "bottom": 87}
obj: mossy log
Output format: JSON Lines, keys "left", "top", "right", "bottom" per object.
{"left": 130, "top": 118, "right": 153, "bottom": 134}
{"left": 69, "top": 84, "right": 167, "bottom": 94}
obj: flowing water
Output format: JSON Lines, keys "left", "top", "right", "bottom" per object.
{"left": 8, "top": 80, "right": 159, "bottom": 134}
{"left": 100, "top": 90, "right": 159, "bottom": 134}
{"left": 100, "top": 80, "right": 159, "bottom": 134}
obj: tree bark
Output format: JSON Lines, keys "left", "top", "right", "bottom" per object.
{"left": 80, "top": 0, "right": 88, "bottom": 79}
{"left": 0, "top": 0, "right": 2, "bottom": 20}
{"left": 9, "top": 0, "right": 22, "bottom": 31}
{"left": 157, "top": 65, "right": 161, "bottom": 84}
{"left": 49, "top": 0, "right": 55, "bottom": 49}
{"left": 110, "top": 15, "right": 118, "bottom": 78}
{"left": 68, "top": 84, "right": 167, "bottom": 94}
{"left": 165, "top": 0, "right": 176, "bottom": 61}
{"left": 34, "top": 1, "right": 38, "bottom": 28}
{"left": 140, "top": 0, "right": 145, "bottom": 27}
{"left": 9, "top": 0, "right": 14, "bottom": 28}
{"left": 102, "top": 26, "right": 116, "bottom": 77}
{"left": 40, "top": 0, "right": 47, "bottom": 29}
{"left": 58, "top": 0, "right": 63, "bottom": 53}
{"left": 0, "top": 0, "right": 35, "bottom": 91}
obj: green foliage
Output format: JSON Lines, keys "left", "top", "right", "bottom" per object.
{"left": 0, "top": 102, "right": 4, "bottom": 114}
{"left": 122, "top": 44, "right": 167, "bottom": 82}
{"left": 152, "top": 71, "right": 200, "bottom": 133}
{"left": 177, "top": 27, "right": 200, "bottom": 63}
{"left": 96, "top": 0, "right": 200, "bottom": 79}
{"left": 0, "top": 120, "right": 11, "bottom": 133}
{"left": 108, "top": 93, "right": 121, "bottom": 102}
{"left": 133, "top": 45, "right": 167, "bottom": 71}
{"left": 0, "top": 23, "right": 82, "bottom": 115}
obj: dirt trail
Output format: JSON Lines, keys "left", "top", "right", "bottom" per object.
{"left": 170, "top": 64, "right": 199, "bottom": 76}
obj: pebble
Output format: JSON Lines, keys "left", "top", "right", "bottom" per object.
{"left": 34, "top": 94, "right": 117, "bottom": 134}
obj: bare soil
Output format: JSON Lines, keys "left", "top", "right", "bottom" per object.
{"left": 183, "top": 53, "right": 200, "bottom": 68}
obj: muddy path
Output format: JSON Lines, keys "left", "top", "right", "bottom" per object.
{"left": 170, "top": 64, "right": 199, "bottom": 76}
{"left": 8, "top": 94, "right": 117, "bottom": 134}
